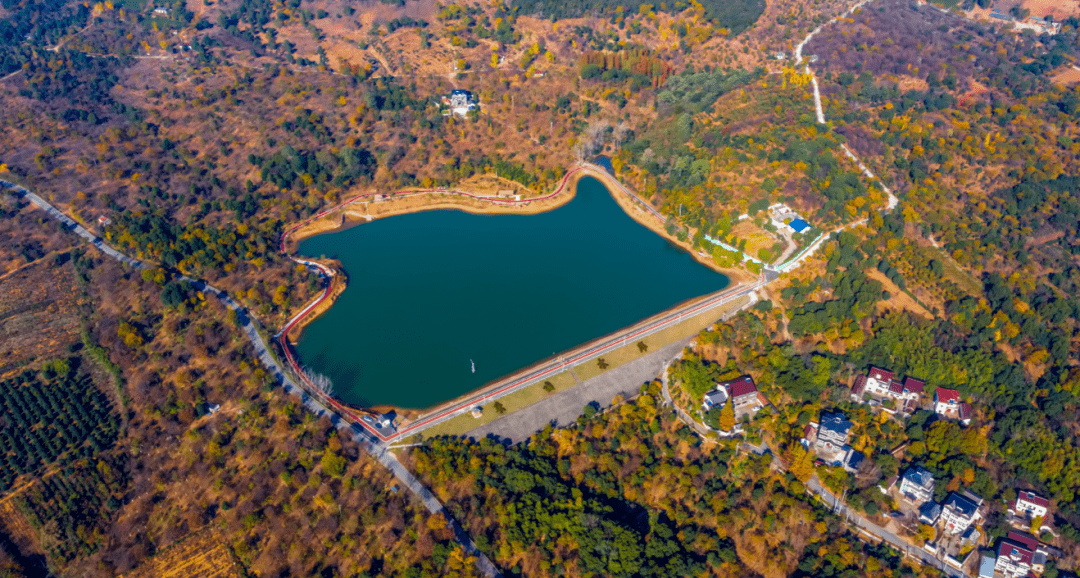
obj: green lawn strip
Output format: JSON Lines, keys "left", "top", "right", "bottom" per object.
{"left": 417, "top": 371, "right": 577, "bottom": 438}
{"left": 577, "top": 295, "right": 749, "bottom": 381}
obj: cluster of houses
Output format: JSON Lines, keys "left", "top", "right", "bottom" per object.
{"left": 851, "top": 366, "right": 973, "bottom": 424}
{"left": 701, "top": 375, "right": 766, "bottom": 430}
{"left": 890, "top": 466, "right": 1057, "bottom": 577}
{"left": 696, "top": 365, "right": 1063, "bottom": 577}
{"left": 700, "top": 364, "right": 1059, "bottom": 577}
{"left": 987, "top": 7, "right": 1061, "bottom": 35}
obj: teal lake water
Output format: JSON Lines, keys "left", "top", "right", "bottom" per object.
{"left": 295, "top": 176, "right": 729, "bottom": 409}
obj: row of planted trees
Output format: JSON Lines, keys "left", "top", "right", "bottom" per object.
{"left": 0, "top": 366, "right": 120, "bottom": 492}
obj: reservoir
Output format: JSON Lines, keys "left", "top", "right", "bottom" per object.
{"left": 295, "top": 176, "right": 729, "bottom": 409}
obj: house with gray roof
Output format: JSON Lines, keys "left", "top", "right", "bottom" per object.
{"left": 898, "top": 466, "right": 935, "bottom": 505}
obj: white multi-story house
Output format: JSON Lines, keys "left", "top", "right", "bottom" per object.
{"left": 851, "top": 368, "right": 925, "bottom": 414}
{"left": 898, "top": 466, "right": 935, "bottom": 505}
{"left": 816, "top": 413, "right": 852, "bottom": 451}
{"left": 995, "top": 532, "right": 1045, "bottom": 578}
{"left": 941, "top": 491, "right": 983, "bottom": 535}
{"left": 1012, "top": 490, "right": 1050, "bottom": 520}
{"left": 935, "top": 387, "right": 961, "bottom": 415}
{"left": 445, "top": 89, "right": 479, "bottom": 117}
{"left": 803, "top": 412, "right": 853, "bottom": 465}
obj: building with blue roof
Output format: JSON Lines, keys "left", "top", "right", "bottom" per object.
{"left": 789, "top": 218, "right": 810, "bottom": 233}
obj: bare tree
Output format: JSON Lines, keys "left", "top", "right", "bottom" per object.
{"left": 572, "top": 140, "right": 589, "bottom": 163}
{"left": 584, "top": 119, "right": 610, "bottom": 154}
{"left": 614, "top": 120, "right": 630, "bottom": 149}
{"left": 303, "top": 367, "right": 334, "bottom": 396}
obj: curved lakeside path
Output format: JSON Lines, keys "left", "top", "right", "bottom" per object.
{"left": 0, "top": 179, "right": 503, "bottom": 578}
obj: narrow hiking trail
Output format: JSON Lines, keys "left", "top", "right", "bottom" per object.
{"left": 795, "top": 0, "right": 899, "bottom": 211}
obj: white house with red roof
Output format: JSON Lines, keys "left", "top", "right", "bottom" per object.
{"left": 900, "top": 377, "right": 925, "bottom": 401}
{"left": 720, "top": 376, "right": 764, "bottom": 418}
{"left": 851, "top": 367, "right": 926, "bottom": 415}
{"left": 995, "top": 532, "right": 1049, "bottom": 578}
{"left": 935, "top": 387, "right": 961, "bottom": 416}
{"left": 1012, "top": 490, "right": 1050, "bottom": 520}
{"left": 860, "top": 367, "right": 894, "bottom": 397}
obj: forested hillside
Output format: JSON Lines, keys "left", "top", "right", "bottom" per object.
{"left": 3, "top": 0, "right": 1080, "bottom": 575}
{"left": 413, "top": 385, "right": 941, "bottom": 578}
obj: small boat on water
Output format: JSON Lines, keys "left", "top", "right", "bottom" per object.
{"left": 471, "top": 359, "right": 475, "bottom": 373}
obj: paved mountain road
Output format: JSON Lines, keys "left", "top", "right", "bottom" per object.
{"left": 807, "top": 477, "right": 964, "bottom": 578}
{"left": 1, "top": 179, "right": 503, "bottom": 578}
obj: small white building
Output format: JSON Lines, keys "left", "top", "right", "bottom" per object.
{"left": 153, "top": 7, "right": 169, "bottom": 15}
{"left": 702, "top": 387, "right": 729, "bottom": 413}
{"left": 919, "top": 501, "right": 942, "bottom": 525}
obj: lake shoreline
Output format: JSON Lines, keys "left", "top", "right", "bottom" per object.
{"left": 278, "top": 165, "right": 756, "bottom": 415}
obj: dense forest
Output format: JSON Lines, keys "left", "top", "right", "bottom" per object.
{"left": 413, "top": 384, "right": 939, "bottom": 578}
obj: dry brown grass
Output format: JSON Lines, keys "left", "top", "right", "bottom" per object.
{"left": 1051, "top": 66, "right": 1080, "bottom": 87}
{"left": 118, "top": 527, "right": 238, "bottom": 578}
{"left": 866, "top": 268, "right": 933, "bottom": 319}
{"left": 731, "top": 220, "right": 778, "bottom": 252}
{"left": 0, "top": 260, "right": 82, "bottom": 378}
{"left": 1020, "top": 0, "right": 1080, "bottom": 19}
{"left": 895, "top": 75, "right": 930, "bottom": 92}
